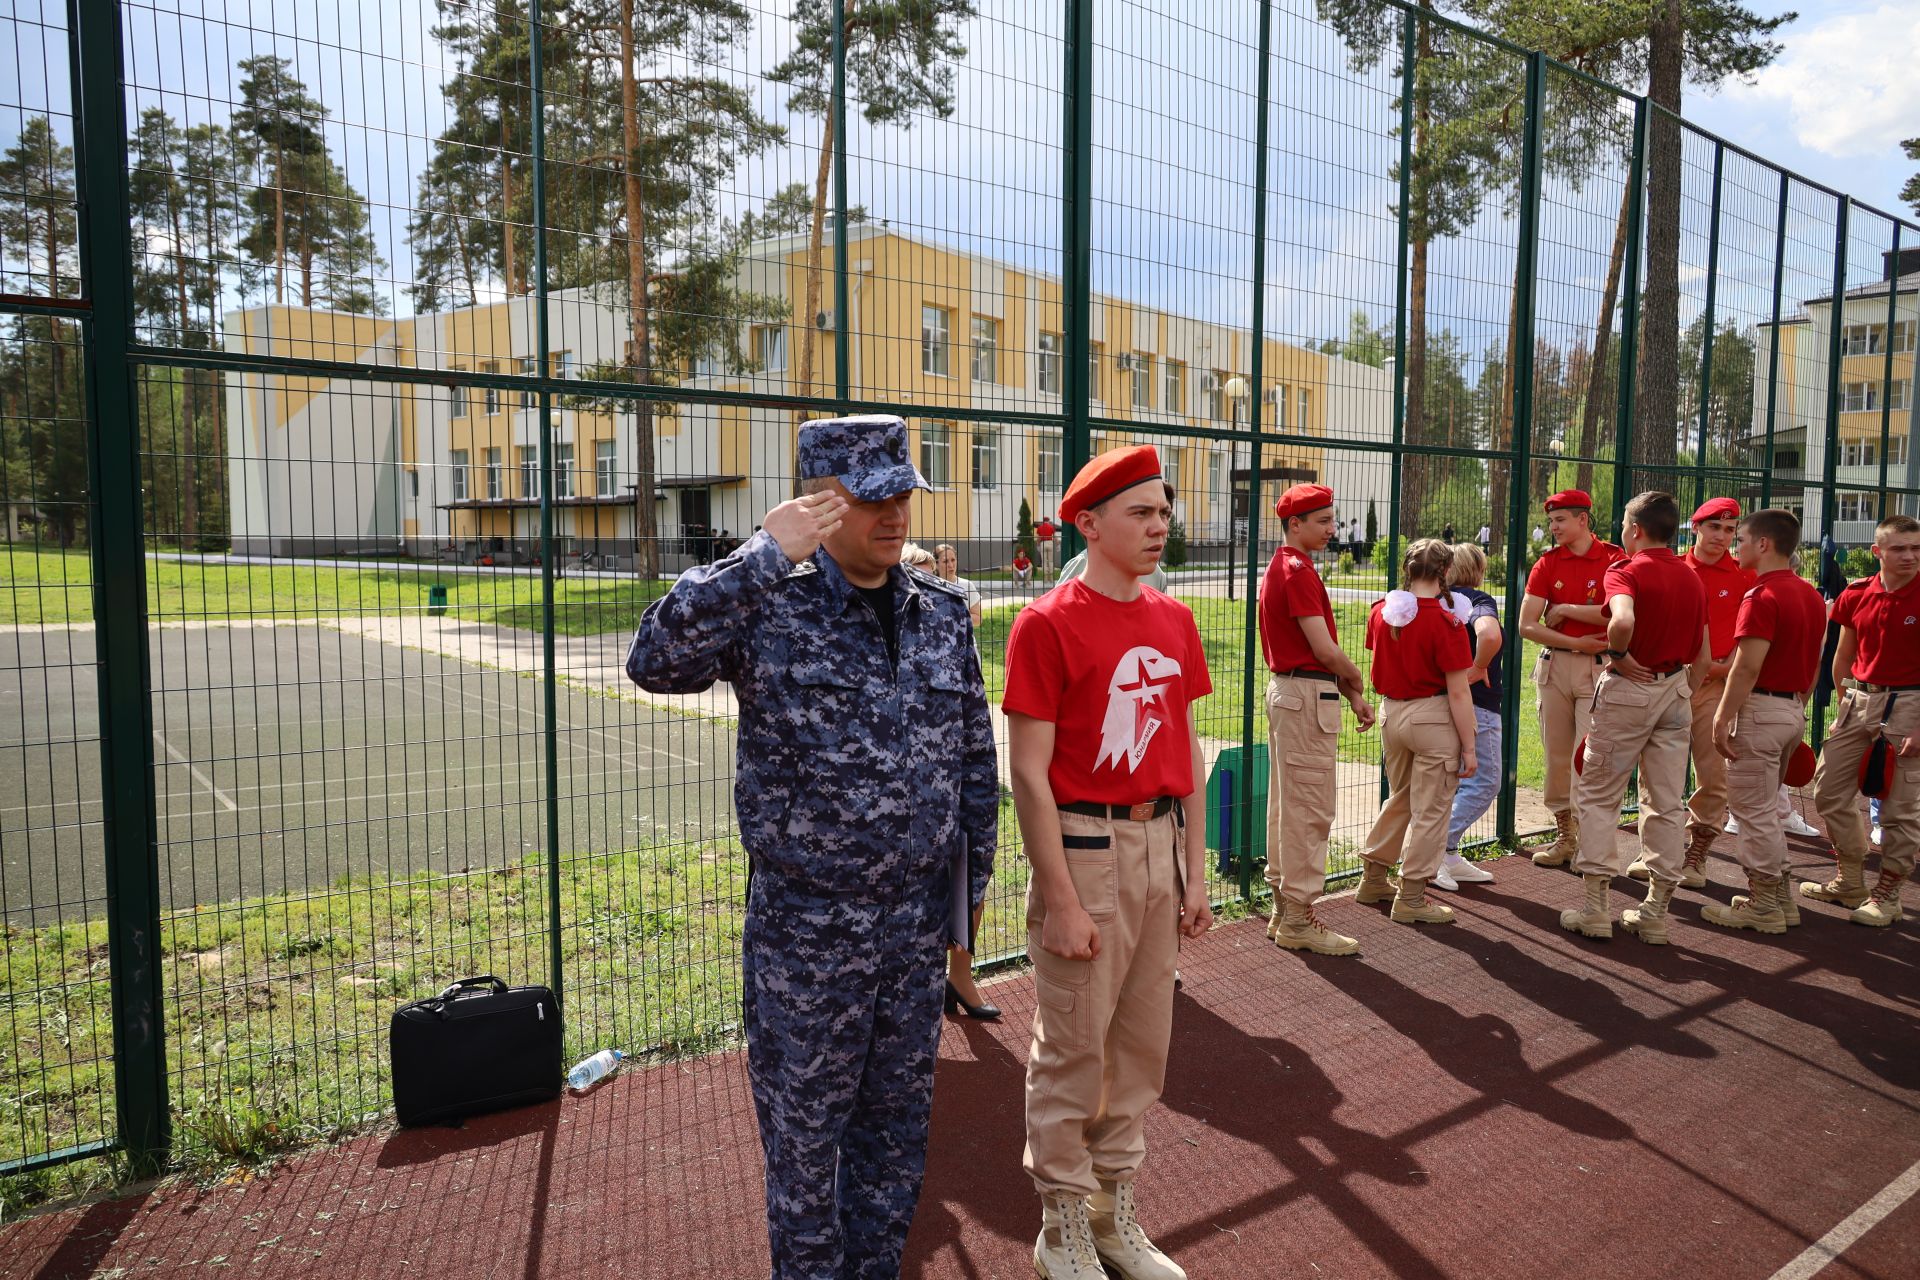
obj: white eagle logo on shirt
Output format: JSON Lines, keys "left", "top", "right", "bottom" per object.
{"left": 1097, "top": 645, "right": 1184, "bottom": 773}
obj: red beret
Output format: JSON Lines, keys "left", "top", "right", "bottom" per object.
{"left": 1784, "top": 740, "right": 1816, "bottom": 788}
{"left": 1059, "top": 444, "right": 1162, "bottom": 523}
{"left": 1544, "top": 490, "right": 1593, "bottom": 512}
{"left": 1275, "top": 483, "right": 1334, "bottom": 521}
{"left": 1690, "top": 497, "right": 1741, "bottom": 524}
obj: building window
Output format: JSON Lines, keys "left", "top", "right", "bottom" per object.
{"left": 1842, "top": 382, "right": 1880, "bottom": 413}
{"left": 482, "top": 362, "right": 500, "bottom": 415}
{"left": 549, "top": 349, "right": 574, "bottom": 379}
{"left": 1271, "top": 382, "right": 1288, "bottom": 431}
{"left": 694, "top": 344, "right": 724, "bottom": 379}
{"left": 1037, "top": 332, "right": 1062, "bottom": 396}
{"left": 597, "top": 440, "right": 617, "bottom": 496}
{"left": 485, "top": 447, "right": 502, "bottom": 500}
{"left": 1037, "top": 429, "right": 1062, "bottom": 493}
{"left": 408, "top": 469, "right": 419, "bottom": 499}
{"left": 922, "top": 305, "right": 951, "bottom": 377}
{"left": 1896, "top": 320, "right": 1917, "bottom": 354}
{"left": 752, "top": 324, "right": 786, "bottom": 372}
{"left": 519, "top": 356, "right": 538, "bottom": 407}
{"left": 520, "top": 446, "right": 540, "bottom": 499}
{"left": 1842, "top": 324, "right": 1883, "bottom": 357}
{"left": 971, "top": 316, "right": 999, "bottom": 384}
{"left": 1130, "top": 355, "right": 1153, "bottom": 408}
{"left": 1088, "top": 342, "right": 1104, "bottom": 401}
{"left": 1163, "top": 445, "right": 1180, "bottom": 498}
{"left": 553, "top": 443, "right": 574, "bottom": 499}
{"left": 1892, "top": 378, "right": 1913, "bottom": 411}
{"left": 450, "top": 366, "right": 467, "bottom": 416}
{"left": 1163, "top": 359, "right": 1184, "bottom": 413}
{"left": 1207, "top": 371, "right": 1227, "bottom": 422}
{"left": 1772, "top": 448, "right": 1802, "bottom": 472}
{"left": 1299, "top": 386, "right": 1311, "bottom": 431}
{"left": 1837, "top": 492, "right": 1876, "bottom": 522}
{"left": 971, "top": 426, "right": 999, "bottom": 490}
{"left": 920, "top": 422, "right": 952, "bottom": 487}
{"left": 1207, "top": 449, "right": 1225, "bottom": 500}
{"left": 1890, "top": 434, "right": 1910, "bottom": 465}
{"left": 450, "top": 449, "right": 469, "bottom": 502}
{"left": 1840, "top": 438, "right": 1879, "bottom": 467}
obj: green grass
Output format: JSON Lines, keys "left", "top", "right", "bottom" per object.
{"left": 0, "top": 548, "right": 666, "bottom": 634}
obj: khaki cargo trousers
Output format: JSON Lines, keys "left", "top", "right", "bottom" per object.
{"left": 1573, "top": 670, "right": 1694, "bottom": 881}
{"left": 1722, "top": 692, "right": 1808, "bottom": 878}
{"left": 1534, "top": 648, "right": 1602, "bottom": 816}
{"left": 1686, "top": 673, "right": 1731, "bottom": 831}
{"left": 1362, "top": 695, "right": 1461, "bottom": 883}
{"left": 1814, "top": 686, "right": 1920, "bottom": 880}
{"left": 1264, "top": 673, "right": 1343, "bottom": 906}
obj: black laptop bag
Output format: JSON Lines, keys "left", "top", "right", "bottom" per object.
{"left": 390, "top": 976, "right": 563, "bottom": 1127}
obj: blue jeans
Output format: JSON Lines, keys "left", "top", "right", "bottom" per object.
{"left": 1447, "top": 706, "right": 1503, "bottom": 853}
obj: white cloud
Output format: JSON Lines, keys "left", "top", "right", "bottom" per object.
{"left": 1728, "top": 4, "right": 1920, "bottom": 160}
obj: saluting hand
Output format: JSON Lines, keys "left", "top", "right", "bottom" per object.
{"left": 764, "top": 490, "right": 848, "bottom": 564}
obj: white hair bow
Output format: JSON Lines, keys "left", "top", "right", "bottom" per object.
{"left": 1381, "top": 590, "right": 1419, "bottom": 627}
{"left": 1449, "top": 590, "right": 1475, "bottom": 625}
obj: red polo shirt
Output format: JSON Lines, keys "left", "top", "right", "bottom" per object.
{"left": 1366, "top": 596, "right": 1473, "bottom": 700}
{"left": 1259, "top": 545, "right": 1335, "bottom": 674}
{"left": 1685, "top": 549, "right": 1757, "bottom": 659}
{"left": 1735, "top": 568, "right": 1826, "bottom": 694}
{"left": 1525, "top": 538, "right": 1626, "bottom": 639}
{"left": 1831, "top": 572, "right": 1920, "bottom": 687}
{"left": 1604, "top": 547, "right": 1707, "bottom": 672}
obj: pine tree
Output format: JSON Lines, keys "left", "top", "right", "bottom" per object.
{"left": 1017, "top": 497, "right": 1036, "bottom": 560}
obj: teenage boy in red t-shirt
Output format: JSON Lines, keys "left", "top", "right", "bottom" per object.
{"left": 1355, "top": 539, "right": 1478, "bottom": 925}
{"left": 1634, "top": 497, "right": 1755, "bottom": 886}
{"left": 1809, "top": 512, "right": 1920, "bottom": 928}
{"left": 1004, "top": 445, "right": 1212, "bottom": 1280}
{"left": 1702, "top": 508, "right": 1825, "bottom": 935}
{"left": 1259, "top": 483, "right": 1376, "bottom": 957}
{"left": 1561, "top": 491, "right": 1709, "bottom": 945}
{"left": 1520, "top": 490, "right": 1626, "bottom": 868}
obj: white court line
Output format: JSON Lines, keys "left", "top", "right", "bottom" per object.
{"left": 1767, "top": 1154, "right": 1920, "bottom": 1280}
{"left": 150, "top": 729, "right": 239, "bottom": 812}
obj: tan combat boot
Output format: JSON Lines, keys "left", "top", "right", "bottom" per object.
{"left": 1269, "top": 899, "right": 1360, "bottom": 957}
{"left": 1355, "top": 859, "right": 1399, "bottom": 905}
{"left": 1702, "top": 872, "right": 1786, "bottom": 935}
{"left": 1559, "top": 872, "right": 1613, "bottom": 939}
{"left": 1801, "top": 852, "right": 1869, "bottom": 908}
{"left": 1088, "top": 1179, "right": 1187, "bottom": 1280}
{"left": 1778, "top": 874, "right": 1802, "bottom": 926}
{"left": 1620, "top": 879, "right": 1676, "bottom": 945}
{"left": 1034, "top": 1191, "right": 1106, "bottom": 1280}
{"left": 1850, "top": 870, "right": 1906, "bottom": 928}
{"left": 1390, "top": 876, "right": 1456, "bottom": 925}
{"left": 1677, "top": 825, "right": 1717, "bottom": 889}
{"left": 1531, "top": 810, "right": 1579, "bottom": 868}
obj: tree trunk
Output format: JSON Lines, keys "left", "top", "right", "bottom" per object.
{"left": 797, "top": 112, "right": 835, "bottom": 401}
{"left": 621, "top": 0, "right": 659, "bottom": 579}
{"left": 1487, "top": 286, "right": 1519, "bottom": 556}
{"left": 274, "top": 142, "right": 286, "bottom": 304}
{"left": 1398, "top": 19, "right": 1434, "bottom": 539}
{"left": 1635, "top": 0, "right": 1684, "bottom": 472}
{"left": 501, "top": 108, "right": 519, "bottom": 297}
{"left": 169, "top": 186, "right": 200, "bottom": 544}
{"left": 1577, "top": 180, "right": 1632, "bottom": 495}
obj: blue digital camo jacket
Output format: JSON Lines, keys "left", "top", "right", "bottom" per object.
{"left": 626, "top": 531, "right": 999, "bottom": 906}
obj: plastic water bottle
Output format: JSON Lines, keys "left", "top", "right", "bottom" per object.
{"left": 567, "top": 1048, "right": 623, "bottom": 1090}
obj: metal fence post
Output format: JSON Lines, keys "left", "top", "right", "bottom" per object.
{"left": 1234, "top": 0, "right": 1274, "bottom": 901}
{"left": 1059, "top": 0, "right": 1094, "bottom": 562}
{"left": 1611, "top": 98, "right": 1649, "bottom": 538}
{"left": 1496, "top": 51, "right": 1546, "bottom": 845}
{"left": 1877, "top": 222, "right": 1900, "bottom": 514}
{"left": 1691, "top": 141, "right": 1724, "bottom": 512}
{"left": 1760, "top": 171, "right": 1789, "bottom": 509}
{"left": 1810, "top": 197, "right": 1849, "bottom": 754}
{"left": 70, "top": 0, "right": 168, "bottom": 1169}
{"left": 531, "top": 0, "right": 563, "bottom": 1000}
{"left": 832, "top": 0, "right": 850, "bottom": 404}
{"left": 1387, "top": 12, "right": 1414, "bottom": 597}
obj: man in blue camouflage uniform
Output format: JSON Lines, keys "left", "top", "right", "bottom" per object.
{"left": 626, "top": 415, "right": 998, "bottom": 1280}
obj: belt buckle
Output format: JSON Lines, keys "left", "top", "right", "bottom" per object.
{"left": 1127, "top": 802, "right": 1155, "bottom": 822}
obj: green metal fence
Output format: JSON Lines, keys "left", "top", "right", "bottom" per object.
{"left": 0, "top": 0, "right": 1915, "bottom": 1180}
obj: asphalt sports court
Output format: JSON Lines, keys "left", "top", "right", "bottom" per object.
{"left": 0, "top": 622, "right": 734, "bottom": 925}
{"left": 4, "top": 832, "right": 1913, "bottom": 1279}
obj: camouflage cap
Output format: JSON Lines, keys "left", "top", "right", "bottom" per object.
{"left": 797, "top": 415, "right": 932, "bottom": 501}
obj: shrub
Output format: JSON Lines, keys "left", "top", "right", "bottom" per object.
{"left": 1165, "top": 516, "right": 1188, "bottom": 567}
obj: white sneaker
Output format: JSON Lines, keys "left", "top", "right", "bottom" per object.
{"left": 1724, "top": 815, "right": 1741, "bottom": 836}
{"left": 1433, "top": 865, "right": 1460, "bottom": 892}
{"left": 1443, "top": 853, "right": 1495, "bottom": 884}
{"left": 1872, "top": 826, "right": 1883, "bottom": 845}
{"left": 1783, "top": 812, "right": 1820, "bottom": 838}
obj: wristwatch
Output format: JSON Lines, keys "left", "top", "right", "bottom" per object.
{"left": 1603, "top": 648, "right": 1627, "bottom": 661}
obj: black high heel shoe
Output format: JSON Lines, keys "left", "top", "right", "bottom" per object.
{"left": 944, "top": 980, "right": 1001, "bottom": 1021}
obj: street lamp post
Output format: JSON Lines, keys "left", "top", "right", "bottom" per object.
{"left": 1225, "top": 375, "right": 1251, "bottom": 600}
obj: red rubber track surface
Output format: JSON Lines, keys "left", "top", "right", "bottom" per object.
{"left": 5, "top": 837, "right": 1915, "bottom": 1279}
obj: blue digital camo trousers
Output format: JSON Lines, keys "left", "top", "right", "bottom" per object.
{"left": 744, "top": 868, "right": 948, "bottom": 1280}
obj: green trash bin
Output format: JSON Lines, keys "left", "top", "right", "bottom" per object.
{"left": 427, "top": 584, "right": 449, "bottom": 617}
{"left": 1206, "top": 742, "right": 1269, "bottom": 870}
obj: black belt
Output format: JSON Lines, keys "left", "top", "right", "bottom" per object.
{"left": 1061, "top": 797, "right": 1177, "bottom": 822}
{"left": 1851, "top": 681, "right": 1920, "bottom": 694}
{"left": 1544, "top": 650, "right": 1600, "bottom": 660}
{"left": 1755, "top": 688, "right": 1801, "bottom": 700}
{"left": 1648, "top": 667, "right": 1684, "bottom": 680}
{"left": 1274, "top": 667, "right": 1337, "bottom": 683}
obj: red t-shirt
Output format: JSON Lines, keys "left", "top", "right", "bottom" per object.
{"left": 1603, "top": 547, "right": 1707, "bottom": 671}
{"left": 1259, "top": 546, "right": 1335, "bottom": 674}
{"left": 1685, "top": 550, "right": 1757, "bottom": 659}
{"left": 1831, "top": 573, "right": 1920, "bottom": 687}
{"left": 1013, "top": 551, "right": 1031, "bottom": 569}
{"left": 1366, "top": 596, "right": 1473, "bottom": 700}
{"left": 1735, "top": 569, "right": 1826, "bottom": 694}
{"left": 1002, "top": 580, "right": 1213, "bottom": 805}
{"left": 1525, "top": 539, "right": 1626, "bottom": 639}
{"left": 1036, "top": 521, "right": 1056, "bottom": 542}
